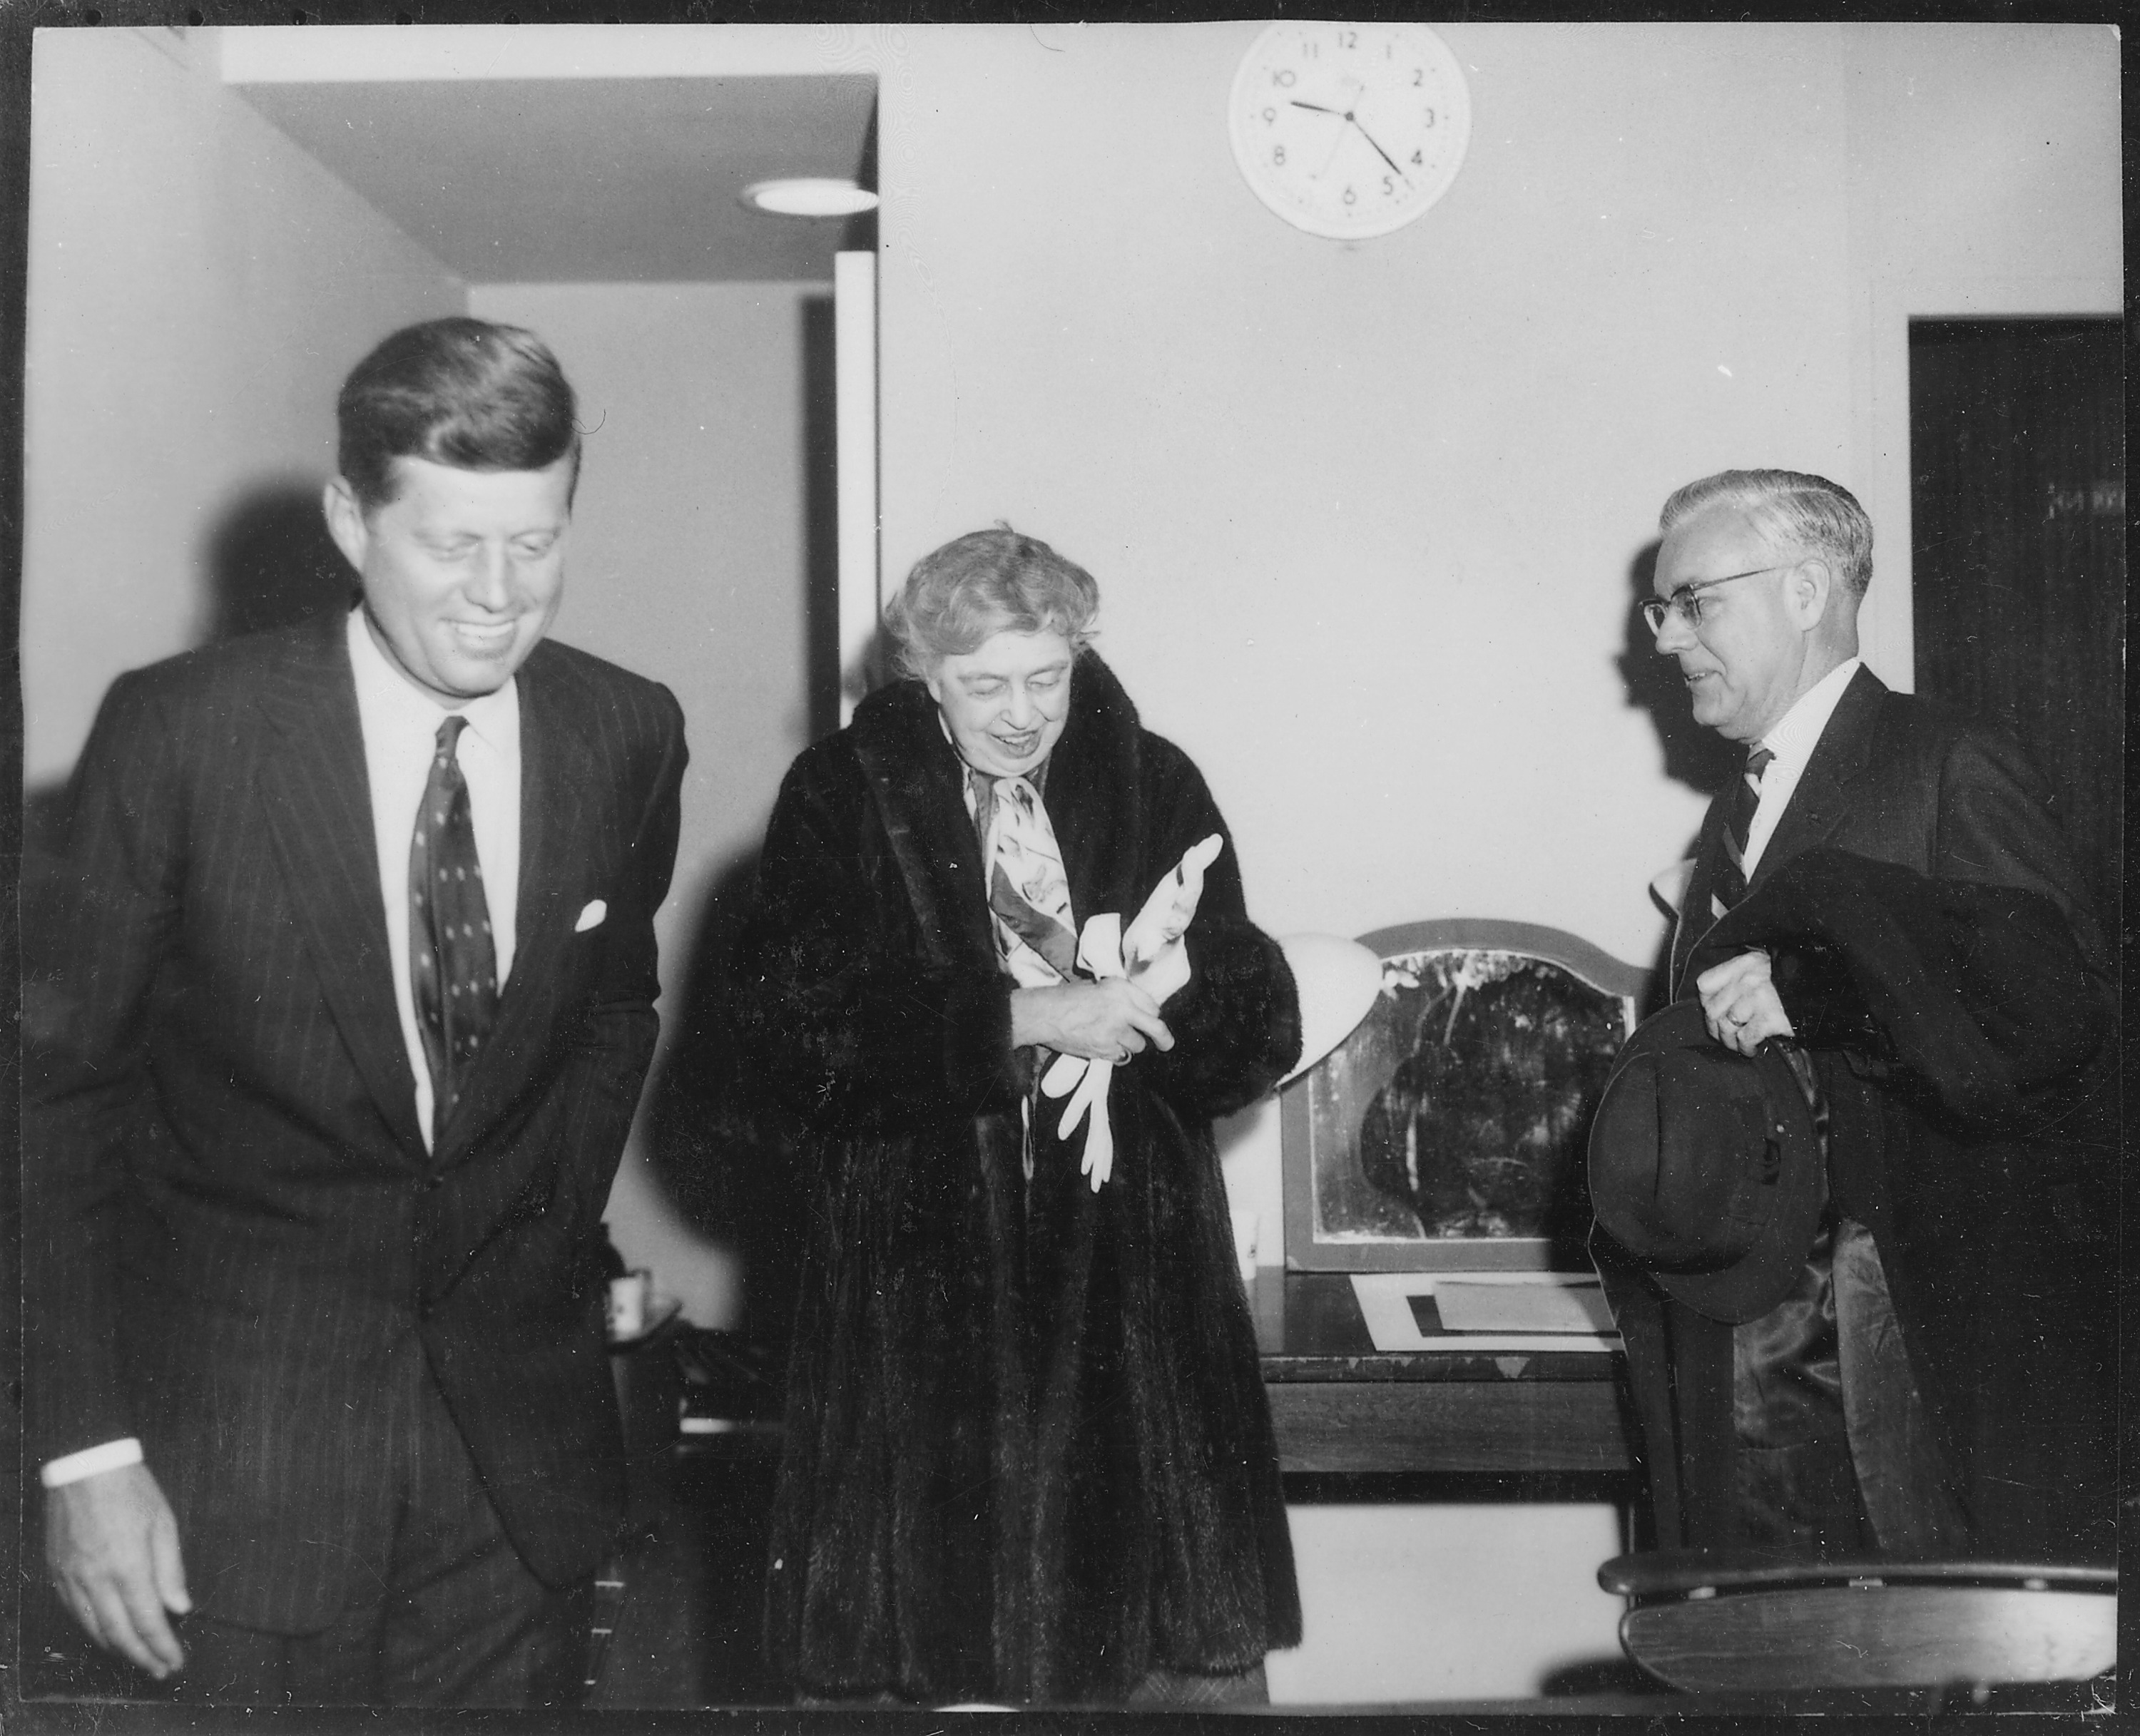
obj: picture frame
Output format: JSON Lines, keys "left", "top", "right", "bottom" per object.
{"left": 1280, "top": 919, "right": 1646, "bottom": 1272}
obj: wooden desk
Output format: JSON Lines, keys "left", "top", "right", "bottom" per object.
{"left": 1253, "top": 1271, "right": 1634, "bottom": 1479}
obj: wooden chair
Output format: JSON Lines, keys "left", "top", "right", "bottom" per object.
{"left": 1599, "top": 1550, "right": 2116, "bottom": 1693}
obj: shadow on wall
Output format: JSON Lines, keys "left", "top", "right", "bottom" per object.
{"left": 198, "top": 476, "right": 355, "bottom": 644}
{"left": 1615, "top": 539, "right": 1736, "bottom": 1013}
{"left": 1616, "top": 539, "right": 1738, "bottom": 802}
{"left": 640, "top": 845, "right": 810, "bottom": 1369}
{"left": 24, "top": 479, "right": 354, "bottom": 974}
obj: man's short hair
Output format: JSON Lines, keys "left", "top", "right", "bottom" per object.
{"left": 1660, "top": 469, "right": 1874, "bottom": 597}
{"left": 337, "top": 317, "right": 581, "bottom": 513}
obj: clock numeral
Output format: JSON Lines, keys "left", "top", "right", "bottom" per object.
{"left": 1411, "top": 149, "right": 1424, "bottom": 165}
{"left": 1336, "top": 29, "right": 1356, "bottom": 48}
{"left": 1413, "top": 67, "right": 1425, "bottom": 86}
{"left": 1423, "top": 108, "right": 1437, "bottom": 128}
{"left": 1342, "top": 185, "right": 1357, "bottom": 206}
{"left": 1263, "top": 106, "right": 1276, "bottom": 124}
{"left": 1382, "top": 174, "right": 1395, "bottom": 196}
{"left": 1300, "top": 40, "right": 1319, "bottom": 58}
{"left": 1273, "top": 144, "right": 1287, "bottom": 166}
{"left": 1272, "top": 68, "right": 1297, "bottom": 88}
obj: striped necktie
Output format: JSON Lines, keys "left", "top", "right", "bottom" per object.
{"left": 410, "top": 715, "right": 499, "bottom": 1136}
{"left": 1710, "top": 745, "right": 1775, "bottom": 923}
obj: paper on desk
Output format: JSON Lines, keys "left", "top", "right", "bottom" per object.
{"left": 1350, "top": 1271, "right": 1621, "bottom": 1354}
{"left": 1435, "top": 1279, "right": 1616, "bottom": 1335}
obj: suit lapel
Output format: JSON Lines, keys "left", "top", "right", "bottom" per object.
{"left": 1670, "top": 798, "right": 1733, "bottom": 994}
{"left": 1671, "top": 665, "right": 1888, "bottom": 995}
{"left": 432, "top": 652, "right": 600, "bottom": 1160}
{"left": 254, "top": 615, "right": 427, "bottom": 1158}
{"left": 1748, "top": 665, "right": 1886, "bottom": 890}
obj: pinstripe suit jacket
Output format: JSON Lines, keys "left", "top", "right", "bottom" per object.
{"left": 24, "top": 608, "right": 687, "bottom": 1630}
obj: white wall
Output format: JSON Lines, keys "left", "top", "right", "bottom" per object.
{"left": 22, "top": 27, "right": 464, "bottom": 786}
{"left": 1271, "top": 1503, "right": 1625, "bottom": 1704}
{"left": 469, "top": 280, "right": 823, "bottom": 1327}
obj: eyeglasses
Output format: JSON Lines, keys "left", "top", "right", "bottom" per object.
{"left": 1640, "top": 563, "right": 1792, "bottom": 634}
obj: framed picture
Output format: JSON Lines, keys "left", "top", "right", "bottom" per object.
{"left": 1281, "top": 919, "right": 1646, "bottom": 1272}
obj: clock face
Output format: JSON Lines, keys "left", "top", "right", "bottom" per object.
{"left": 1228, "top": 21, "right": 1472, "bottom": 240}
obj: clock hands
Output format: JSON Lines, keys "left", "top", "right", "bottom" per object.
{"left": 1353, "top": 120, "right": 1407, "bottom": 180}
{"left": 1288, "top": 90, "right": 1411, "bottom": 185}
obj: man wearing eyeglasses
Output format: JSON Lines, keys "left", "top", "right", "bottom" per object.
{"left": 1598, "top": 468, "right": 2115, "bottom": 1568}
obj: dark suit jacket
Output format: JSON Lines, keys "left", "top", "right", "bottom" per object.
{"left": 1670, "top": 666, "right": 2106, "bottom": 994}
{"left": 24, "top": 609, "right": 687, "bottom": 1630}
{"left": 1606, "top": 665, "right": 2114, "bottom": 1559}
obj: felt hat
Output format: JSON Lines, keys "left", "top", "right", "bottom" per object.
{"left": 1587, "top": 999, "right": 1824, "bottom": 1324}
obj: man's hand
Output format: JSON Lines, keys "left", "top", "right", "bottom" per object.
{"left": 46, "top": 1463, "right": 191, "bottom": 1680}
{"left": 1012, "top": 979, "right": 1175, "bottom": 1063}
{"left": 1696, "top": 949, "right": 1794, "bottom": 1056}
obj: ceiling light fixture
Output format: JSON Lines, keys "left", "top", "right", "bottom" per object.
{"left": 742, "top": 178, "right": 879, "bottom": 218}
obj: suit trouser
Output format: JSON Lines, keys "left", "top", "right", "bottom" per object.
{"left": 164, "top": 1330, "right": 593, "bottom": 1706}
{"left": 1734, "top": 1213, "right": 1967, "bottom": 1556}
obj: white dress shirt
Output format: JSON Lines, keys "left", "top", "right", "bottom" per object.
{"left": 1741, "top": 655, "right": 1862, "bottom": 881}
{"left": 347, "top": 606, "right": 522, "bottom": 1152}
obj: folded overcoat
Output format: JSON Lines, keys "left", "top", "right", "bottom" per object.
{"left": 729, "top": 653, "right": 1303, "bottom": 1702}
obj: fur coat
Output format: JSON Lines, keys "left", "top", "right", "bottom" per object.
{"left": 729, "top": 653, "right": 1303, "bottom": 1703}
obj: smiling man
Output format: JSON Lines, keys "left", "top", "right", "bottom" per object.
{"left": 25, "top": 319, "right": 687, "bottom": 1704}
{"left": 1594, "top": 468, "right": 2115, "bottom": 1568}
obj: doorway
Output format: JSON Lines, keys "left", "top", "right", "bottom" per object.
{"left": 1907, "top": 317, "right": 2124, "bottom": 944}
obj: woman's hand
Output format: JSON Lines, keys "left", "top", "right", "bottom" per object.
{"left": 1012, "top": 979, "right": 1175, "bottom": 1063}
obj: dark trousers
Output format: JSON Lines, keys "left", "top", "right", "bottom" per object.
{"left": 1733, "top": 1215, "right": 1966, "bottom": 1556}
{"left": 163, "top": 1332, "right": 593, "bottom": 1707}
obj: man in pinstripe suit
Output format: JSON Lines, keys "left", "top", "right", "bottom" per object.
{"left": 25, "top": 319, "right": 688, "bottom": 1704}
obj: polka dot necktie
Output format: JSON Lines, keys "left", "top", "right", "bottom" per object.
{"left": 1710, "top": 745, "right": 1776, "bottom": 923}
{"left": 410, "top": 715, "right": 498, "bottom": 1135}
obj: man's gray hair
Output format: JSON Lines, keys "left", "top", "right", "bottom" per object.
{"left": 1660, "top": 469, "right": 1873, "bottom": 596}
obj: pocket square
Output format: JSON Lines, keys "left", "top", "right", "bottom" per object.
{"left": 575, "top": 899, "right": 607, "bottom": 933}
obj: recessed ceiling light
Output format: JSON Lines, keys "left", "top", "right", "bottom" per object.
{"left": 742, "top": 178, "right": 880, "bottom": 218}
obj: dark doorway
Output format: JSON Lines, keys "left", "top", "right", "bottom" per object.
{"left": 1908, "top": 317, "right": 2124, "bottom": 944}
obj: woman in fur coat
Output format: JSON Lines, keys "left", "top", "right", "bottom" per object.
{"left": 729, "top": 527, "right": 1303, "bottom": 1707}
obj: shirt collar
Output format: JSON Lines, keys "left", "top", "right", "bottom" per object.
{"left": 346, "top": 604, "right": 519, "bottom": 752}
{"left": 1757, "top": 655, "right": 1861, "bottom": 771}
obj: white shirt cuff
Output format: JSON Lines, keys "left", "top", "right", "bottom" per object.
{"left": 41, "top": 1437, "right": 144, "bottom": 1489}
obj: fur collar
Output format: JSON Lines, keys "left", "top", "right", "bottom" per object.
{"left": 846, "top": 653, "right": 1151, "bottom": 971}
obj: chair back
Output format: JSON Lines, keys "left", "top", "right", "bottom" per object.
{"left": 1601, "top": 1551, "right": 2116, "bottom": 1692}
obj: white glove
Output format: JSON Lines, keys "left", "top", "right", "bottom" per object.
{"left": 1039, "top": 836, "right": 1226, "bottom": 1193}
{"left": 1043, "top": 1051, "right": 1117, "bottom": 1190}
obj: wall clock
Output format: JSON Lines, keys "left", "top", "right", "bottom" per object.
{"left": 1228, "top": 21, "right": 1472, "bottom": 240}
